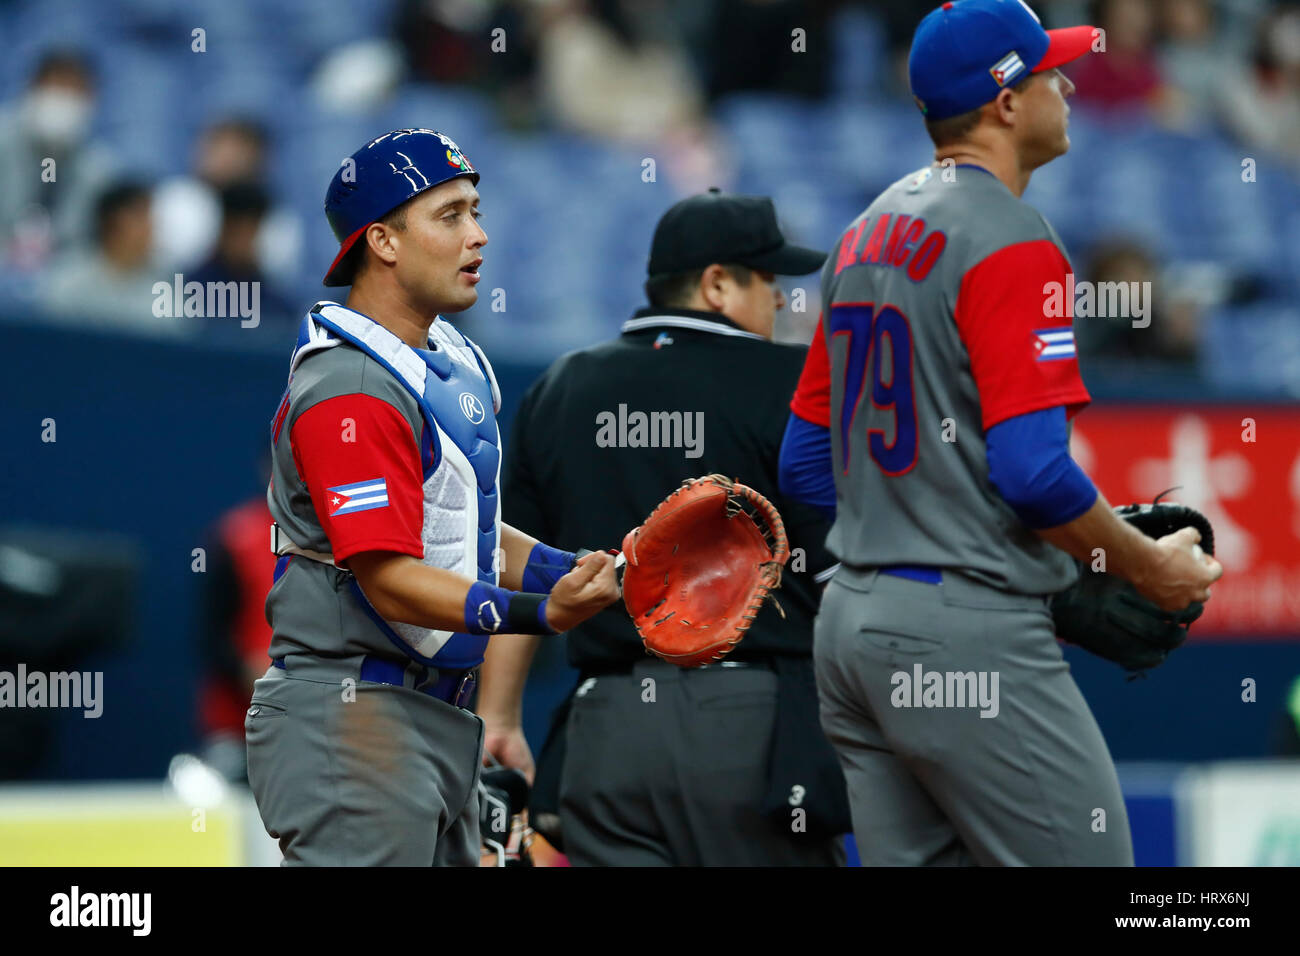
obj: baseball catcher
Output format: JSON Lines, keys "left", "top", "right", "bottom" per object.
{"left": 1052, "top": 500, "right": 1215, "bottom": 674}
{"left": 621, "top": 474, "right": 790, "bottom": 668}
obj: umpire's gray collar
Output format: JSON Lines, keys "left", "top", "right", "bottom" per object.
{"left": 621, "top": 307, "right": 766, "bottom": 341}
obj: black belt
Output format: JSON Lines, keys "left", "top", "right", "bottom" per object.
{"left": 579, "top": 657, "right": 775, "bottom": 680}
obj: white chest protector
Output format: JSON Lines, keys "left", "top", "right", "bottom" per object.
{"left": 286, "top": 301, "right": 503, "bottom": 668}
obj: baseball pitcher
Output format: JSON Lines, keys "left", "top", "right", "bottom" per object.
{"left": 779, "top": 0, "right": 1223, "bottom": 865}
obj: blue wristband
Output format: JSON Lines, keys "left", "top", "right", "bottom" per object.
{"left": 521, "top": 542, "right": 578, "bottom": 593}
{"left": 464, "top": 581, "right": 558, "bottom": 636}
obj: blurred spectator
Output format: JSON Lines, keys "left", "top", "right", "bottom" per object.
{"left": 537, "top": 0, "right": 724, "bottom": 188}
{"left": 395, "top": 0, "right": 541, "bottom": 125}
{"left": 187, "top": 182, "right": 297, "bottom": 334}
{"left": 1157, "top": 0, "right": 1243, "bottom": 126}
{"left": 196, "top": 488, "right": 276, "bottom": 783}
{"left": 0, "top": 49, "right": 117, "bottom": 270}
{"left": 1070, "top": 0, "right": 1176, "bottom": 116}
{"left": 1220, "top": 3, "right": 1300, "bottom": 167}
{"left": 310, "top": 40, "right": 405, "bottom": 115}
{"left": 701, "top": 0, "right": 833, "bottom": 101}
{"left": 151, "top": 117, "right": 303, "bottom": 286}
{"left": 1074, "top": 237, "right": 1202, "bottom": 369}
{"left": 41, "top": 179, "right": 192, "bottom": 336}
{"left": 538, "top": 0, "right": 701, "bottom": 141}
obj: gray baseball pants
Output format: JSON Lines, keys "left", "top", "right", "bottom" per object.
{"left": 814, "top": 567, "right": 1133, "bottom": 866}
{"left": 244, "top": 654, "right": 484, "bottom": 866}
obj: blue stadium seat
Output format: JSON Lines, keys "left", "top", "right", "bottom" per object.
{"left": 1204, "top": 303, "right": 1300, "bottom": 395}
{"left": 2, "top": 2, "right": 1294, "bottom": 383}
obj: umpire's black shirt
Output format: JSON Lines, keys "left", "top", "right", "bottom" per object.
{"left": 504, "top": 307, "right": 837, "bottom": 675}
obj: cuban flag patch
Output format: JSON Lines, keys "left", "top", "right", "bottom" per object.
{"left": 1033, "top": 327, "right": 1077, "bottom": 361}
{"left": 327, "top": 478, "right": 390, "bottom": 516}
{"left": 990, "top": 51, "right": 1026, "bottom": 87}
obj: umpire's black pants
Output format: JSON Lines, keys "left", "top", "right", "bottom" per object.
{"left": 558, "top": 658, "right": 844, "bottom": 866}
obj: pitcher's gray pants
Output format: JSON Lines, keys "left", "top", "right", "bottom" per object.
{"left": 814, "top": 567, "right": 1133, "bottom": 866}
{"left": 244, "top": 654, "right": 484, "bottom": 866}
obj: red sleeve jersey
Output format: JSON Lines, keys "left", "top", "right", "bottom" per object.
{"left": 289, "top": 394, "right": 425, "bottom": 566}
{"left": 953, "top": 239, "right": 1090, "bottom": 430}
{"left": 790, "top": 316, "right": 831, "bottom": 427}
{"left": 791, "top": 240, "right": 1089, "bottom": 432}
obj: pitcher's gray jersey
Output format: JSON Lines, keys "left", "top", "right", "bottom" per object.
{"left": 789, "top": 164, "right": 1091, "bottom": 595}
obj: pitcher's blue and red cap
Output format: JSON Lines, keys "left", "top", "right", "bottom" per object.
{"left": 909, "top": 0, "right": 1096, "bottom": 120}
{"left": 322, "top": 128, "right": 479, "bottom": 287}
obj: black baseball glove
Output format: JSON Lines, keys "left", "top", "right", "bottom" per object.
{"left": 1050, "top": 501, "right": 1215, "bottom": 675}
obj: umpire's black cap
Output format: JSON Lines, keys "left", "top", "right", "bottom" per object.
{"left": 647, "top": 188, "right": 826, "bottom": 277}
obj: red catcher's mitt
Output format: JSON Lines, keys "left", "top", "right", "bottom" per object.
{"left": 620, "top": 474, "right": 790, "bottom": 668}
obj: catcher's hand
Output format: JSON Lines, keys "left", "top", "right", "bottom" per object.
{"left": 620, "top": 474, "right": 789, "bottom": 668}
{"left": 1051, "top": 501, "right": 1220, "bottom": 674}
{"left": 546, "top": 551, "right": 621, "bottom": 633}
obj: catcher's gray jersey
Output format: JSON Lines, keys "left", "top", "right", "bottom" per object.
{"left": 790, "top": 164, "right": 1091, "bottom": 595}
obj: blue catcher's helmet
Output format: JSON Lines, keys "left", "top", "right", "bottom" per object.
{"left": 322, "top": 128, "right": 479, "bottom": 287}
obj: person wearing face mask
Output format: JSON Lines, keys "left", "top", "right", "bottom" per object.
{"left": 42, "top": 179, "right": 188, "bottom": 336}
{"left": 0, "top": 49, "right": 117, "bottom": 269}
{"left": 151, "top": 117, "right": 304, "bottom": 287}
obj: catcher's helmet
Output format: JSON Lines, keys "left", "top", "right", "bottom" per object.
{"left": 322, "top": 128, "right": 479, "bottom": 287}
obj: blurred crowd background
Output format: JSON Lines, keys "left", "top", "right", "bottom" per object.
{"left": 0, "top": 0, "right": 1298, "bottom": 382}
{"left": 1, "top": 0, "right": 1299, "bottom": 865}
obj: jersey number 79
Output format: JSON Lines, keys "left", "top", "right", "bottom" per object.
{"left": 830, "top": 302, "right": 917, "bottom": 477}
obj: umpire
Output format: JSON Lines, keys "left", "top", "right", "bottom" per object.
{"left": 478, "top": 189, "right": 849, "bottom": 866}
